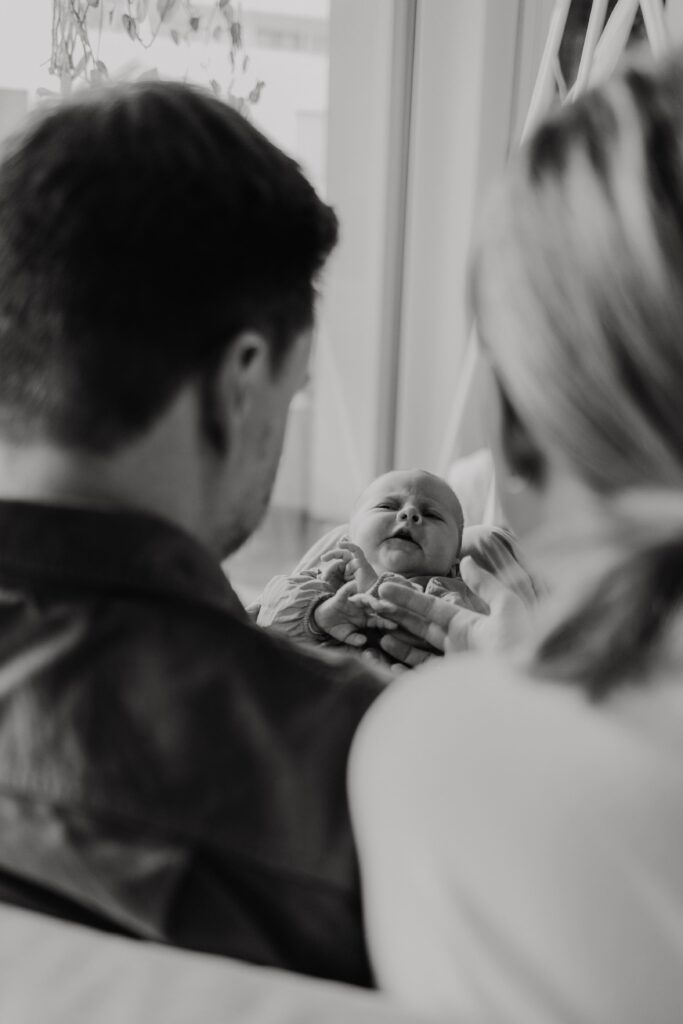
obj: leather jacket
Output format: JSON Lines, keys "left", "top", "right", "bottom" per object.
{"left": 0, "top": 501, "right": 383, "bottom": 986}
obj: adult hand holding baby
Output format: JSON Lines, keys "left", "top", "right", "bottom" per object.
{"left": 375, "top": 555, "right": 532, "bottom": 665}
{"left": 257, "top": 470, "right": 533, "bottom": 663}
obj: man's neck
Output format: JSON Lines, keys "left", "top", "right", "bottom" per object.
{"left": 0, "top": 441, "right": 124, "bottom": 509}
{"left": 0, "top": 394, "right": 206, "bottom": 540}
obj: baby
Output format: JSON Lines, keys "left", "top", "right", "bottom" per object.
{"left": 256, "top": 469, "right": 485, "bottom": 661}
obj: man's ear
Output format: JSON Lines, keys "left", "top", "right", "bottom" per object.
{"left": 497, "top": 379, "right": 545, "bottom": 487}
{"left": 198, "top": 331, "right": 270, "bottom": 456}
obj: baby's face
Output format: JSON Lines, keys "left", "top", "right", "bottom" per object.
{"left": 349, "top": 470, "right": 463, "bottom": 578}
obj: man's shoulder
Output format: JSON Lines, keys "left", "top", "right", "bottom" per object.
{"left": 0, "top": 586, "right": 384, "bottom": 888}
{"left": 102, "top": 587, "right": 385, "bottom": 698}
{"left": 164, "top": 595, "right": 387, "bottom": 703}
{"left": 231, "top": 608, "right": 388, "bottom": 710}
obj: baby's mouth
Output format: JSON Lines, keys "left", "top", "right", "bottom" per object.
{"left": 385, "top": 526, "right": 420, "bottom": 548}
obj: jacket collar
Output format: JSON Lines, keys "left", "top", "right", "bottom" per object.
{"left": 0, "top": 499, "right": 247, "bottom": 619}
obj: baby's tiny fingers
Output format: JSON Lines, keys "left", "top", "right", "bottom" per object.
{"left": 321, "top": 548, "right": 352, "bottom": 563}
{"left": 338, "top": 539, "right": 365, "bottom": 555}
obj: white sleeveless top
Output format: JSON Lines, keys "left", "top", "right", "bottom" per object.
{"left": 349, "top": 653, "right": 683, "bottom": 1024}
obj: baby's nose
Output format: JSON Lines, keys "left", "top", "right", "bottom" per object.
{"left": 399, "top": 505, "right": 422, "bottom": 524}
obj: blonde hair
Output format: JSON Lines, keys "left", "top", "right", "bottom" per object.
{"left": 471, "top": 52, "right": 683, "bottom": 697}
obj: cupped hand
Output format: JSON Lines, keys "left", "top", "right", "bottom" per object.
{"left": 372, "top": 585, "right": 454, "bottom": 666}
{"left": 374, "top": 555, "right": 533, "bottom": 665}
{"left": 314, "top": 581, "right": 397, "bottom": 648}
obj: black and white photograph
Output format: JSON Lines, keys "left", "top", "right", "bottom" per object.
{"left": 0, "top": 2, "right": 681, "bottom": 1022}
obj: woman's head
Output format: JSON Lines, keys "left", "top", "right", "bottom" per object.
{"left": 471, "top": 52, "right": 683, "bottom": 695}
{"left": 471, "top": 53, "right": 683, "bottom": 504}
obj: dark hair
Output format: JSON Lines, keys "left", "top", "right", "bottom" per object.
{"left": 0, "top": 81, "right": 337, "bottom": 451}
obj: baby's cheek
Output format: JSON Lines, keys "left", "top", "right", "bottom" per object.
{"left": 428, "top": 538, "right": 462, "bottom": 576}
{"left": 367, "top": 549, "right": 389, "bottom": 575}
{"left": 350, "top": 526, "right": 380, "bottom": 559}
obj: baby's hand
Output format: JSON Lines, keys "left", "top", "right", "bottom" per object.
{"left": 321, "top": 540, "right": 378, "bottom": 592}
{"left": 314, "top": 582, "right": 397, "bottom": 648}
{"left": 314, "top": 581, "right": 371, "bottom": 647}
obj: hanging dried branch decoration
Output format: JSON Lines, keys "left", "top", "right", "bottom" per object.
{"left": 50, "top": 0, "right": 102, "bottom": 94}
{"left": 48, "top": 0, "right": 264, "bottom": 111}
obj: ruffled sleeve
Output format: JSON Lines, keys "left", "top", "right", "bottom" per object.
{"left": 256, "top": 569, "right": 337, "bottom": 643}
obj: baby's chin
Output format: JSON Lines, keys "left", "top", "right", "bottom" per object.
{"left": 373, "top": 550, "right": 448, "bottom": 578}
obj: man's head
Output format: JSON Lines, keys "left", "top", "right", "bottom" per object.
{"left": 349, "top": 469, "right": 464, "bottom": 578}
{"left": 0, "top": 82, "right": 337, "bottom": 553}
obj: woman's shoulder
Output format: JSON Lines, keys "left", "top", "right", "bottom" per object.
{"left": 352, "top": 652, "right": 546, "bottom": 763}
{"left": 349, "top": 659, "right": 683, "bottom": 1024}
{"left": 350, "top": 650, "right": 683, "bottom": 831}
{"left": 349, "top": 654, "right": 543, "bottom": 832}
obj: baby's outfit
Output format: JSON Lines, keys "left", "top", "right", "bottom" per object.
{"left": 256, "top": 536, "right": 485, "bottom": 661}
